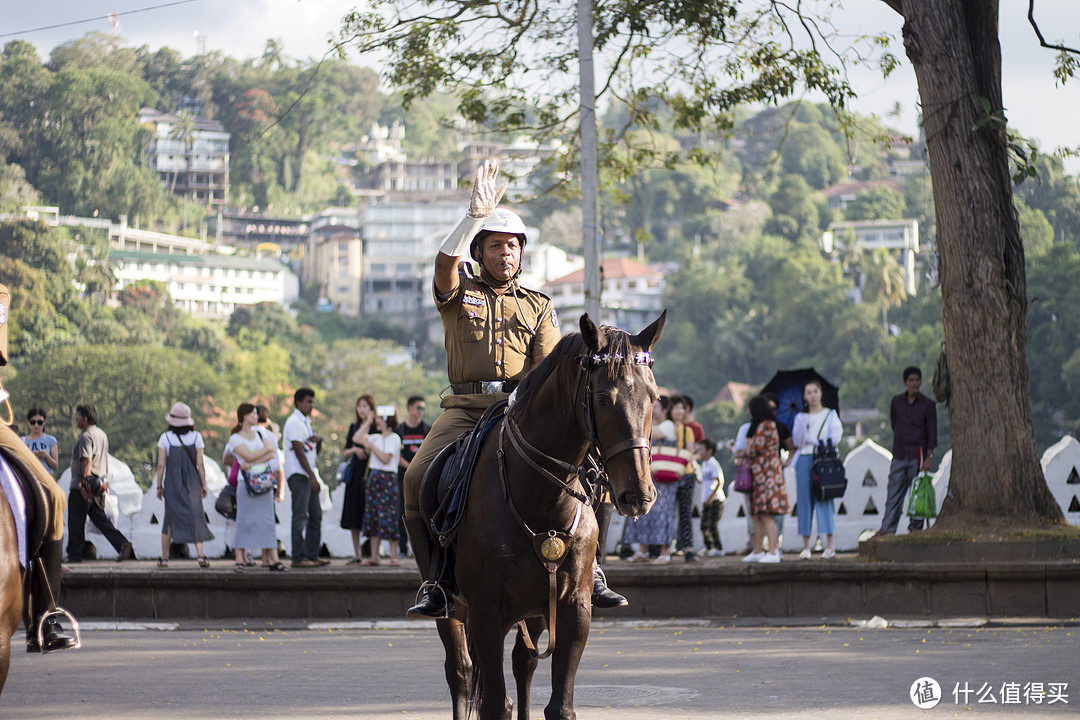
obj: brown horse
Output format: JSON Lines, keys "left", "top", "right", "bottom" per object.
{"left": 0, "top": 481, "right": 21, "bottom": 693}
{"left": 430, "top": 311, "right": 665, "bottom": 720}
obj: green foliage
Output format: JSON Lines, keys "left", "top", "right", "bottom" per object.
{"left": 764, "top": 175, "right": 822, "bottom": 242}
{"left": 7, "top": 344, "right": 222, "bottom": 471}
{"left": 1026, "top": 244, "right": 1080, "bottom": 447}
{"left": 846, "top": 186, "right": 905, "bottom": 221}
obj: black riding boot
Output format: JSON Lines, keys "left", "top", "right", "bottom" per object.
{"left": 26, "top": 538, "right": 77, "bottom": 653}
{"left": 404, "top": 516, "right": 449, "bottom": 619}
{"left": 592, "top": 501, "right": 628, "bottom": 608}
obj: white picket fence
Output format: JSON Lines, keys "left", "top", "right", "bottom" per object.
{"left": 69, "top": 436, "right": 1080, "bottom": 559}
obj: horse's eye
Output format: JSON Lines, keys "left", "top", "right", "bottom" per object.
{"left": 596, "top": 392, "right": 616, "bottom": 407}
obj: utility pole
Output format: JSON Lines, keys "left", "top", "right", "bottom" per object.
{"left": 578, "top": 0, "right": 601, "bottom": 321}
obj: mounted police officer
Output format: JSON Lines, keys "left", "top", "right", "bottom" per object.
{"left": 403, "top": 160, "right": 627, "bottom": 618}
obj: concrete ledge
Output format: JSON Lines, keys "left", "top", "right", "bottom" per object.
{"left": 860, "top": 537, "right": 1080, "bottom": 562}
{"left": 58, "top": 556, "right": 1080, "bottom": 620}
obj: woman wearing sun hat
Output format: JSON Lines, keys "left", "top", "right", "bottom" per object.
{"left": 155, "top": 402, "right": 214, "bottom": 567}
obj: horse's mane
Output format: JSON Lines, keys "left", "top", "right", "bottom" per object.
{"left": 511, "top": 325, "right": 638, "bottom": 415}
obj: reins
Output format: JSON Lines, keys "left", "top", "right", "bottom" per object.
{"left": 497, "top": 347, "right": 654, "bottom": 658}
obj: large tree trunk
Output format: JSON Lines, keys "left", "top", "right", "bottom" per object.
{"left": 889, "top": 0, "right": 1062, "bottom": 526}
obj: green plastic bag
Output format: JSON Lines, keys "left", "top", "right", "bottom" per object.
{"left": 906, "top": 472, "right": 937, "bottom": 519}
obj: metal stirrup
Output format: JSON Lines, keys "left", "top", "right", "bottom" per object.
{"left": 414, "top": 581, "right": 451, "bottom": 619}
{"left": 36, "top": 608, "right": 82, "bottom": 651}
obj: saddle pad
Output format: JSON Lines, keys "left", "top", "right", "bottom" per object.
{"left": 0, "top": 454, "right": 28, "bottom": 568}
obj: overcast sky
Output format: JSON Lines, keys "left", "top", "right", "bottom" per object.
{"left": 4, "top": 0, "right": 1079, "bottom": 170}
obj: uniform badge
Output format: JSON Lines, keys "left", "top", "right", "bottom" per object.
{"left": 550, "top": 308, "right": 559, "bottom": 328}
{"left": 463, "top": 294, "right": 484, "bottom": 308}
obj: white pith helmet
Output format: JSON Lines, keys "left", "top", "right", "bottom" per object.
{"left": 470, "top": 208, "right": 528, "bottom": 263}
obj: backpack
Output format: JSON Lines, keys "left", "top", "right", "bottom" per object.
{"left": 809, "top": 410, "right": 847, "bottom": 500}
{"left": 811, "top": 438, "right": 847, "bottom": 500}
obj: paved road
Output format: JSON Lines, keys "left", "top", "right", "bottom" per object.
{"left": 3, "top": 619, "right": 1078, "bottom": 718}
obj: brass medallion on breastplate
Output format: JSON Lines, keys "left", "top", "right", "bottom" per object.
{"left": 540, "top": 531, "right": 567, "bottom": 561}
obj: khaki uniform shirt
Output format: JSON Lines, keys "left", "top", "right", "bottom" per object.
{"left": 435, "top": 271, "right": 561, "bottom": 409}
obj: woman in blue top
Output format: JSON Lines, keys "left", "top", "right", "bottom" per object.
{"left": 21, "top": 407, "right": 58, "bottom": 475}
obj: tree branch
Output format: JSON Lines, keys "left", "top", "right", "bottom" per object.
{"left": 1028, "top": 0, "right": 1080, "bottom": 55}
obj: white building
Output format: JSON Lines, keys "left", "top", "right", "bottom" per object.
{"left": 543, "top": 257, "right": 665, "bottom": 332}
{"left": 517, "top": 242, "right": 584, "bottom": 291}
{"left": 113, "top": 249, "right": 296, "bottom": 320}
{"left": 824, "top": 218, "right": 921, "bottom": 296}
{"left": 360, "top": 200, "right": 464, "bottom": 331}
{"left": 138, "top": 108, "right": 230, "bottom": 207}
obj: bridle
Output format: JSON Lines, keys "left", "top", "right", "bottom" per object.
{"left": 495, "top": 345, "right": 655, "bottom": 659}
{"left": 498, "top": 349, "right": 655, "bottom": 506}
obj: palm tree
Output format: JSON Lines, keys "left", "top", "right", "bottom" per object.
{"left": 168, "top": 110, "right": 198, "bottom": 195}
{"left": 863, "top": 248, "right": 907, "bottom": 336}
{"left": 713, "top": 306, "right": 763, "bottom": 384}
{"left": 75, "top": 240, "right": 118, "bottom": 305}
{"left": 836, "top": 232, "right": 864, "bottom": 287}
{"left": 260, "top": 39, "right": 286, "bottom": 70}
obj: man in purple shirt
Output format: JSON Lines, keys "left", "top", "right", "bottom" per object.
{"left": 874, "top": 366, "right": 937, "bottom": 537}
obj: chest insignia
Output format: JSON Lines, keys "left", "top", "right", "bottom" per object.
{"left": 463, "top": 294, "right": 485, "bottom": 308}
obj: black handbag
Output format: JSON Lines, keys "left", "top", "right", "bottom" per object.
{"left": 215, "top": 483, "right": 237, "bottom": 520}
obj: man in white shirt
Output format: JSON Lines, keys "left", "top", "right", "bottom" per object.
{"left": 283, "top": 388, "right": 327, "bottom": 568}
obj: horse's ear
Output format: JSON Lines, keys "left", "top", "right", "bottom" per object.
{"left": 633, "top": 309, "right": 667, "bottom": 351}
{"left": 579, "top": 313, "right": 603, "bottom": 353}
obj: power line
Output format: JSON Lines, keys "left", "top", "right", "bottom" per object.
{"left": 0, "top": 0, "right": 202, "bottom": 40}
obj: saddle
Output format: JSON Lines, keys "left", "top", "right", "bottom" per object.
{"left": 419, "top": 399, "right": 508, "bottom": 549}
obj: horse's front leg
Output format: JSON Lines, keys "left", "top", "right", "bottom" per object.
{"left": 436, "top": 617, "right": 472, "bottom": 720}
{"left": 468, "top": 603, "right": 513, "bottom": 720}
{"left": 512, "top": 618, "right": 543, "bottom": 720}
{"left": 545, "top": 597, "right": 591, "bottom": 720}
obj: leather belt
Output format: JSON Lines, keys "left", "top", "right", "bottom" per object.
{"left": 451, "top": 380, "right": 519, "bottom": 395}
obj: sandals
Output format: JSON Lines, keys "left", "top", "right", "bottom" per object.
{"left": 387, "top": 559, "right": 400, "bottom": 567}
{"left": 157, "top": 558, "right": 169, "bottom": 568}
{"left": 233, "top": 563, "right": 244, "bottom": 573}
{"left": 627, "top": 551, "right": 650, "bottom": 563}
{"left": 361, "top": 559, "right": 381, "bottom": 566}
{"left": 268, "top": 561, "right": 288, "bottom": 572}
{"left": 197, "top": 557, "right": 211, "bottom": 568}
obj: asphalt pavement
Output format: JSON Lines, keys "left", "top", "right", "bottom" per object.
{"left": 3, "top": 618, "right": 1078, "bottom": 718}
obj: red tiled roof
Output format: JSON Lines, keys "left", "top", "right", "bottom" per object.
{"left": 545, "top": 257, "right": 662, "bottom": 285}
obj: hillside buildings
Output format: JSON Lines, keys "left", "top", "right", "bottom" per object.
{"left": 138, "top": 109, "right": 231, "bottom": 208}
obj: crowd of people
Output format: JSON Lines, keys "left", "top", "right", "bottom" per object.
{"left": 3, "top": 160, "right": 940, "bottom": 660}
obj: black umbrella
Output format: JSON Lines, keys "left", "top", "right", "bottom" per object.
{"left": 760, "top": 368, "right": 840, "bottom": 430}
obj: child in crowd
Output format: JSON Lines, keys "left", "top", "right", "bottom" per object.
{"left": 696, "top": 438, "right": 725, "bottom": 556}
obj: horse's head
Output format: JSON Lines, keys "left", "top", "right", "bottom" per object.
{"left": 578, "top": 310, "right": 666, "bottom": 518}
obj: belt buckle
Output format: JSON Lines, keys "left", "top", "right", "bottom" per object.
{"left": 480, "top": 381, "right": 503, "bottom": 394}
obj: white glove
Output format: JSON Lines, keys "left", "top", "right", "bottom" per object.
{"left": 467, "top": 159, "right": 507, "bottom": 218}
{"left": 438, "top": 160, "right": 508, "bottom": 257}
